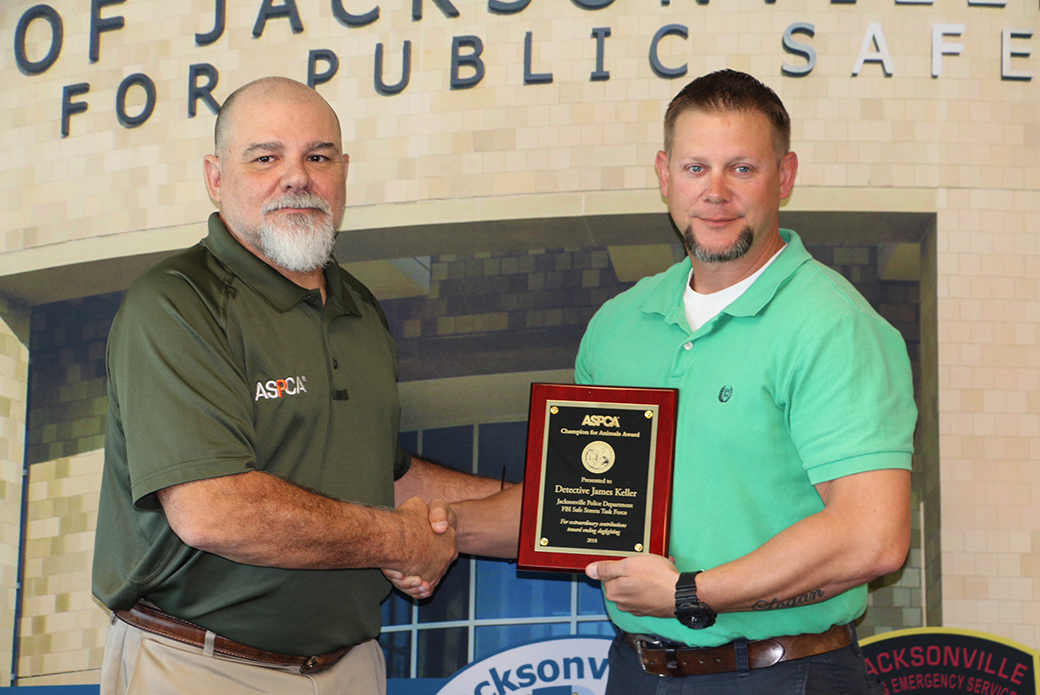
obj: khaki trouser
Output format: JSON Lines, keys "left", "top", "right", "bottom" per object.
{"left": 100, "top": 614, "right": 386, "bottom": 695}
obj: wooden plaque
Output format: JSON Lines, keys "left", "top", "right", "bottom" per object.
{"left": 517, "top": 383, "right": 677, "bottom": 573}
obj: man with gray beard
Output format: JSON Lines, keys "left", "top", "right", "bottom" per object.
{"left": 92, "top": 77, "right": 515, "bottom": 695}
{"left": 247, "top": 190, "right": 337, "bottom": 272}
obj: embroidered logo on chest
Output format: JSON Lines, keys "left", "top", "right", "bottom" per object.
{"left": 254, "top": 376, "right": 308, "bottom": 401}
{"left": 718, "top": 385, "right": 733, "bottom": 403}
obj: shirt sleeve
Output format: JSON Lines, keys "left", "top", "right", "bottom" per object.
{"left": 393, "top": 446, "right": 412, "bottom": 480}
{"left": 108, "top": 271, "right": 257, "bottom": 509}
{"left": 785, "top": 309, "right": 916, "bottom": 485}
{"left": 574, "top": 306, "right": 602, "bottom": 386}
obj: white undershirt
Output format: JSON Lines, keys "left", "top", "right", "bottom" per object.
{"left": 683, "top": 245, "right": 786, "bottom": 333}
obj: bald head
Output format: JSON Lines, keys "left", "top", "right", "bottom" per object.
{"left": 214, "top": 77, "right": 342, "bottom": 156}
{"left": 202, "top": 76, "right": 349, "bottom": 276}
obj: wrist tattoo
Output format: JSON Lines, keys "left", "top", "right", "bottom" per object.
{"left": 752, "top": 589, "right": 825, "bottom": 611}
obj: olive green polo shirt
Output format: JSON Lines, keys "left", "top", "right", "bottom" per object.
{"left": 576, "top": 229, "right": 916, "bottom": 646}
{"left": 93, "top": 213, "right": 410, "bottom": 656}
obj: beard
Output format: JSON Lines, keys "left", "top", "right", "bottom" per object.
{"left": 241, "top": 191, "right": 339, "bottom": 273}
{"left": 683, "top": 224, "right": 754, "bottom": 264}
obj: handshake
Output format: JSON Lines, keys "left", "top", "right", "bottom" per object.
{"left": 381, "top": 497, "right": 460, "bottom": 599}
{"left": 380, "top": 483, "right": 523, "bottom": 599}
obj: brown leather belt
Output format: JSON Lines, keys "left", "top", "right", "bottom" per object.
{"left": 115, "top": 602, "right": 351, "bottom": 674}
{"left": 622, "top": 623, "right": 854, "bottom": 677}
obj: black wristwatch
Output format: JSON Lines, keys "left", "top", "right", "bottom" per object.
{"left": 674, "top": 570, "right": 717, "bottom": 629}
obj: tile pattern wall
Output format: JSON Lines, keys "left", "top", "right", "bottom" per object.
{"left": 18, "top": 451, "right": 108, "bottom": 687}
{"left": 0, "top": 299, "right": 29, "bottom": 687}
{"left": 937, "top": 189, "right": 1040, "bottom": 649}
{"left": 2, "top": 1, "right": 1034, "bottom": 249}
{"left": 27, "top": 295, "right": 124, "bottom": 466}
{"left": 918, "top": 222, "right": 943, "bottom": 628}
{"left": 384, "top": 246, "right": 675, "bottom": 381}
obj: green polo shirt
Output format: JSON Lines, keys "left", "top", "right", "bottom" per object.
{"left": 576, "top": 229, "right": 915, "bottom": 647}
{"left": 93, "top": 213, "right": 411, "bottom": 656}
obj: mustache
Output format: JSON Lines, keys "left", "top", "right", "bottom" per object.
{"left": 261, "top": 192, "right": 332, "bottom": 216}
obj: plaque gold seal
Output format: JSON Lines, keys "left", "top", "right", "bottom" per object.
{"left": 581, "top": 440, "right": 616, "bottom": 474}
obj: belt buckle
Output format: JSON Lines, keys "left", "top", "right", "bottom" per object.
{"left": 631, "top": 635, "right": 671, "bottom": 678}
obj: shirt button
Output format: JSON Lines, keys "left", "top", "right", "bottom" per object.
{"left": 332, "top": 358, "right": 339, "bottom": 369}
{"left": 683, "top": 342, "right": 693, "bottom": 350}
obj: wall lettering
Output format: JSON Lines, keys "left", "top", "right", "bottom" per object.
{"left": 7, "top": 2, "right": 1033, "bottom": 137}
{"left": 89, "top": 0, "right": 124, "bottom": 63}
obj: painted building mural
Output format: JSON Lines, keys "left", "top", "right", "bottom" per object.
{"left": 0, "top": 0, "right": 1037, "bottom": 687}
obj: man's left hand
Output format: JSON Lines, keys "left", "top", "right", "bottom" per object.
{"left": 382, "top": 569, "right": 430, "bottom": 599}
{"left": 586, "top": 554, "right": 679, "bottom": 618}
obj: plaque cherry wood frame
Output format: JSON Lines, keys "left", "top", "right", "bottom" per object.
{"left": 517, "top": 383, "right": 678, "bottom": 573}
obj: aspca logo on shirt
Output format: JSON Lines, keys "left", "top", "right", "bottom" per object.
{"left": 580, "top": 414, "right": 620, "bottom": 427}
{"left": 254, "top": 376, "right": 308, "bottom": 401}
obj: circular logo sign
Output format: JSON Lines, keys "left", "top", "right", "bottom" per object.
{"left": 434, "top": 636, "right": 612, "bottom": 695}
{"left": 581, "top": 440, "right": 615, "bottom": 474}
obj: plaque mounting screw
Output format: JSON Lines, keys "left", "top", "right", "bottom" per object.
{"left": 540, "top": 538, "right": 549, "bottom": 546}
{"left": 550, "top": 406, "right": 559, "bottom": 415}
{"left": 644, "top": 410, "right": 653, "bottom": 419}
{"left": 634, "top": 544, "right": 643, "bottom": 552}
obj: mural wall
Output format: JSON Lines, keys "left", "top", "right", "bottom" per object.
{"left": 1, "top": 0, "right": 1037, "bottom": 686}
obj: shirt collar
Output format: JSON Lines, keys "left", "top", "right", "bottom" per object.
{"left": 323, "top": 263, "right": 361, "bottom": 319}
{"left": 201, "top": 212, "right": 360, "bottom": 317}
{"left": 722, "top": 229, "right": 810, "bottom": 318}
{"left": 639, "top": 228, "right": 811, "bottom": 323}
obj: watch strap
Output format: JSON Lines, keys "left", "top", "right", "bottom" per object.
{"left": 675, "top": 570, "right": 703, "bottom": 601}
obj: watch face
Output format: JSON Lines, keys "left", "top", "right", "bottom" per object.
{"left": 674, "top": 571, "right": 716, "bottom": 629}
{"left": 676, "top": 602, "right": 717, "bottom": 629}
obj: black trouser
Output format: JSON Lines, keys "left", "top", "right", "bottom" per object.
{"left": 605, "top": 628, "right": 884, "bottom": 695}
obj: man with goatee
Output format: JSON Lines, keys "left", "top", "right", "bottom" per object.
{"left": 578, "top": 70, "right": 917, "bottom": 694}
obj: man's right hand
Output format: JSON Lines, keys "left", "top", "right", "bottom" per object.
{"left": 383, "top": 499, "right": 456, "bottom": 598}
{"left": 389, "top": 497, "right": 458, "bottom": 592}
